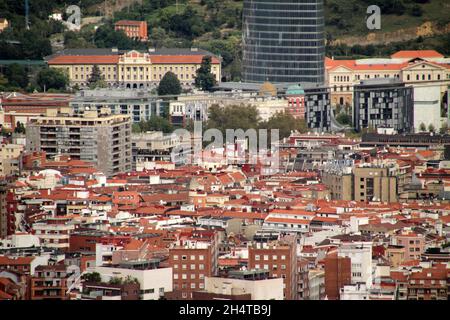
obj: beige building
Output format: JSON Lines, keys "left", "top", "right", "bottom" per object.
{"left": 326, "top": 50, "right": 450, "bottom": 106}
{"left": 46, "top": 48, "right": 221, "bottom": 89}
{"left": 26, "top": 107, "right": 132, "bottom": 176}
{"left": 0, "top": 143, "right": 24, "bottom": 177}
{"left": 322, "top": 165, "right": 398, "bottom": 203}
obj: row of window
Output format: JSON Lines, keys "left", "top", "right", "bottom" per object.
{"left": 254, "top": 254, "right": 286, "bottom": 261}
{"left": 173, "top": 264, "right": 205, "bottom": 270}
{"left": 173, "top": 254, "right": 205, "bottom": 261}
{"left": 173, "top": 273, "right": 205, "bottom": 280}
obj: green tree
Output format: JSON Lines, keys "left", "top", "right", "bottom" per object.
{"left": 206, "top": 104, "right": 260, "bottom": 135}
{"left": 419, "top": 122, "right": 427, "bottom": 132}
{"left": 37, "top": 68, "right": 69, "bottom": 91}
{"left": 83, "top": 272, "right": 102, "bottom": 283}
{"left": 87, "top": 65, "right": 106, "bottom": 89}
{"left": 14, "top": 121, "right": 26, "bottom": 134}
{"left": 195, "top": 56, "right": 217, "bottom": 92}
{"left": 428, "top": 123, "right": 436, "bottom": 133}
{"left": 4, "top": 64, "right": 28, "bottom": 89}
{"left": 157, "top": 72, "right": 182, "bottom": 96}
{"left": 260, "top": 112, "right": 308, "bottom": 140}
{"left": 336, "top": 113, "right": 352, "bottom": 126}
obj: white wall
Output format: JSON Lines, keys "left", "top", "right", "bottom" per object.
{"left": 205, "top": 276, "right": 283, "bottom": 300}
{"left": 413, "top": 85, "right": 442, "bottom": 132}
{"left": 94, "top": 266, "right": 173, "bottom": 300}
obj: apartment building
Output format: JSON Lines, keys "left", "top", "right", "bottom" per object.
{"left": 25, "top": 107, "right": 132, "bottom": 176}
{"left": 32, "top": 218, "right": 75, "bottom": 252}
{"left": 324, "top": 251, "right": 351, "bottom": 300}
{"left": 0, "top": 92, "right": 73, "bottom": 130}
{"left": 326, "top": 50, "right": 450, "bottom": 107}
{"left": 337, "top": 242, "right": 373, "bottom": 288}
{"left": 353, "top": 79, "right": 414, "bottom": 133}
{"left": 70, "top": 89, "right": 164, "bottom": 123}
{"left": 114, "top": 20, "right": 148, "bottom": 41}
{"left": 30, "top": 264, "right": 74, "bottom": 300}
{"left": 94, "top": 260, "right": 173, "bottom": 300}
{"left": 392, "top": 230, "right": 425, "bottom": 261}
{"left": 167, "top": 230, "right": 219, "bottom": 300}
{"left": 193, "top": 270, "right": 284, "bottom": 300}
{"left": 46, "top": 48, "right": 221, "bottom": 89}
{"left": 247, "top": 235, "right": 298, "bottom": 300}
{"left": 322, "top": 164, "right": 399, "bottom": 203}
{"left": 0, "top": 142, "right": 23, "bottom": 177}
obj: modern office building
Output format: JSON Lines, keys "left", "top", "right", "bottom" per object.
{"left": 26, "top": 107, "right": 132, "bottom": 176}
{"left": 353, "top": 79, "right": 414, "bottom": 133}
{"left": 304, "top": 86, "right": 332, "bottom": 131}
{"left": 242, "top": 0, "right": 325, "bottom": 84}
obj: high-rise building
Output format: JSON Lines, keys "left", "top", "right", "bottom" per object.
{"left": 242, "top": 0, "right": 325, "bottom": 84}
{"left": 26, "top": 107, "right": 132, "bottom": 176}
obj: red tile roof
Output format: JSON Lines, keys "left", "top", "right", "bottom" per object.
{"left": 48, "top": 55, "right": 120, "bottom": 65}
{"left": 390, "top": 50, "right": 444, "bottom": 59}
{"left": 149, "top": 55, "right": 220, "bottom": 64}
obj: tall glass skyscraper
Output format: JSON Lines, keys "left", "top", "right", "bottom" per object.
{"left": 242, "top": 0, "right": 325, "bottom": 84}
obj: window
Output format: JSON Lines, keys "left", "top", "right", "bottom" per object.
{"left": 182, "top": 274, "right": 187, "bottom": 280}
{"left": 199, "top": 274, "right": 205, "bottom": 280}
{"left": 255, "top": 255, "right": 260, "bottom": 261}
{"left": 273, "top": 255, "right": 277, "bottom": 260}
{"left": 182, "top": 255, "right": 187, "bottom": 260}
{"left": 264, "top": 255, "right": 269, "bottom": 261}
{"left": 174, "top": 264, "right": 178, "bottom": 269}
{"left": 190, "top": 255, "right": 196, "bottom": 261}
{"left": 173, "top": 274, "right": 178, "bottom": 279}
{"left": 281, "top": 264, "right": 286, "bottom": 270}
{"left": 281, "top": 255, "right": 286, "bottom": 260}
{"left": 190, "top": 274, "right": 196, "bottom": 279}
{"left": 182, "top": 264, "right": 187, "bottom": 270}
{"left": 190, "top": 264, "right": 196, "bottom": 270}
{"left": 199, "top": 264, "right": 205, "bottom": 270}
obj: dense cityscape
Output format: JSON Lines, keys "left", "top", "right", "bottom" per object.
{"left": 0, "top": 0, "right": 449, "bottom": 303}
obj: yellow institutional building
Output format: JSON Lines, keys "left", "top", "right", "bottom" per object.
{"left": 46, "top": 48, "right": 222, "bottom": 89}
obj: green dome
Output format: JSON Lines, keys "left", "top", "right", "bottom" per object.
{"left": 286, "top": 84, "right": 305, "bottom": 95}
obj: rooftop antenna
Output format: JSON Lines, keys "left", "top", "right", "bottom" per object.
{"left": 25, "top": 0, "right": 30, "bottom": 30}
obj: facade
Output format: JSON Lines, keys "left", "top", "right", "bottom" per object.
{"left": 325, "top": 50, "right": 450, "bottom": 107}
{"left": 286, "top": 84, "right": 306, "bottom": 119}
{"left": 167, "top": 231, "right": 219, "bottom": 300}
{"left": 114, "top": 20, "right": 148, "bottom": 41}
{"left": 94, "top": 260, "right": 173, "bottom": 300}
{"left": 70, "top": 89, "right": 164, "bottom": 123}
{"left": 194, "top": 270, "right": 284, "bottom": 300}
{"left": 392, "top": 230, "right": 425, "bottom": 261}
{"left": 413, "top": 84, "right": 443, "bottom": 133}
{"left": 338, "top": 242, "right": 373, "bottom": 288}
{"left": 46, "top": 48, "right": 221, "bottom": 89}
{"left": 242, "top": 0, "right": 325, "bottom": 84}
{"left": 0, "top": 182, "right": 8, "bottom": 238}
{"left": 32, "top": 218, "right": 75, "bottom": 251}
{"left": 353, "top": 79, "right": 414, "bottom": 133}
{"left": 0, "top": 143, "right": 23, "bottom": 177}
{"left": 304, "top": 86, "right": 332, "bottom": 132}
{"left": 25, "top": 107, "right": 132, "bottom": 176}
{"left": 0, "top": 92, "right": 73, "bottom": 130}
{"left": 247, "top": 235, "right": 297, "bottom": 300}
{"left": 324, "top": 251, "right": 351, "bottom": 300}
{"left": 30, "top": 265, "right": 72, "bottom": 300}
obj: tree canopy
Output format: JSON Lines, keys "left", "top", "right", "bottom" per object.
{"left": 195, "top": 56, "right": 217, "bottom": 92}
{"left": 37, "top": 68, "right": 69, "bottom": 91}
{"left": 157, "top": 71, "right": 182, "bottom": 96}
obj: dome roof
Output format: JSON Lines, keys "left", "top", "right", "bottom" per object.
{"left": 286, "top": 84, "right": 305, "bottom": 95}
{"left": 258, "top": 81, "right": 277, "bottom": 97}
